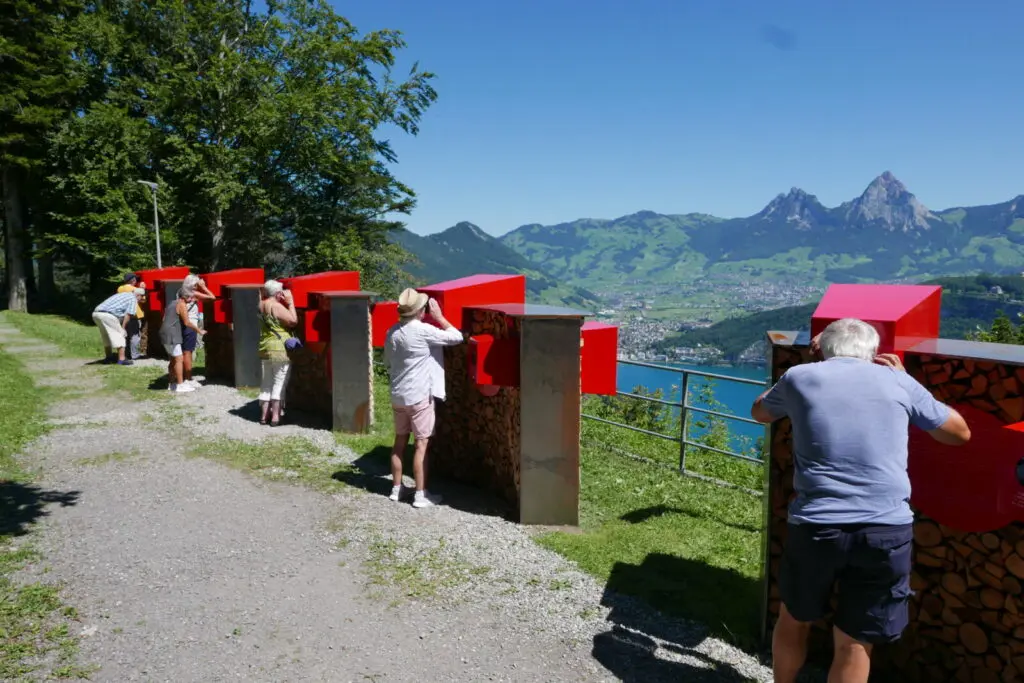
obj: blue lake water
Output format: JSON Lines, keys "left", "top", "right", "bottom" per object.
{"left": 614, "top": 361, "right": 770, "bottom": 451}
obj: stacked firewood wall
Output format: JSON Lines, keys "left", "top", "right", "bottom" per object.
{"left": 767, "top": 344, "right": 1024, "bottom": 682}
{"left": 431, "top": 308, "right": 522, "bottom": 507}
{"left": 285, "top": 310, "right": 331, "bottom": 416}
{"left": 202, "top": 319, "right": 234, "bottom": 383}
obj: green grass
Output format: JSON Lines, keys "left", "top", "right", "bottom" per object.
{"left": 0, "top": 315, "right": 95, "bottom": 679}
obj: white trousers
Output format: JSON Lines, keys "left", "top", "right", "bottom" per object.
{"left": 259, "top": 360, "right": 290, "bottom": 402}
{"left": 92, "top": 311, "right": 126, "bottom": 350}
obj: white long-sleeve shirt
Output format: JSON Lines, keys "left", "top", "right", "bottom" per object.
{"left": 384, "top": 319, "right": 465, "bottom": 406}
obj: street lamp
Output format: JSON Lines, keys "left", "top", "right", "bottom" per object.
{"left": 136, "top": 180, "right": 162, "bottom": 268}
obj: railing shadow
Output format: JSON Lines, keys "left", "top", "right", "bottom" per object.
{"left": 332, "top": 446, "right": 510, "bottom": 519}
{"left": 620, "top": 504, "right": 761, "bottom": 534}
{"left": 593, "top": 553, "right": 765, "bottom": 681}
{"left": 0, "top": 481, "right": 81, "bottom": 537}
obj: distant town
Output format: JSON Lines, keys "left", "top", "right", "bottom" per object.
{"left": 591, "top": 278, "right": 825, "bottom": 366}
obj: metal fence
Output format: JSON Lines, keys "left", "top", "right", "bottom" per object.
{"left": 581, "top": 359, "right": 769, "bottom": 488}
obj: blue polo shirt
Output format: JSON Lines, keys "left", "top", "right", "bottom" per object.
{"left": 760, "top": 357, "right": 950, "bottom": 526}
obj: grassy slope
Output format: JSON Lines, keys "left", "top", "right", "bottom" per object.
{"left": 0, "top": 314, "right": 95, "bottom": 679}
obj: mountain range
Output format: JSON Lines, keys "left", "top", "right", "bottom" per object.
{"left": 395, "top": 173, "right": 1024, "bottom": 310}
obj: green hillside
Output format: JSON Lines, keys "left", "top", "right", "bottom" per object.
{"left": 393, "top": 222, "right": 601, "bottom": 310}
{"left": 497, "top": 174, "right": 1024, "bottom": 311}
{"left": 655, "top": 276, "right": 1024, "bottom": 361}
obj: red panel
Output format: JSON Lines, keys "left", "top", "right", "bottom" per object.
{"left": 281, "top": 271, "right": 360, "bottom": 309}
{"left": 214, "top": 298, "right": 232, "bottom": 324}
{"left": 811, "top": 284, "right": 942, "bottom": 358}
{"left": 135, "top": 266, "right": 190, "bottom": 291}
{"left": 908, "top": 404, "right": 1024, "bottom": 532}
{"left": 581, "top": 322, "right": 618, "bottom": 395}
{"left": 371, "top": 301, "right": 399, "bottom": 348}
{"left": 200, "top": 268, "right": 264, "bottom": 297}
{"left": 419, "top": 274, "right": 526, "bottom": 329}
{"left": 467, "top": 334, "right": 520, "bottom": 387}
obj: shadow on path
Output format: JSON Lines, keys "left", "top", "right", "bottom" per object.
{"left": 0, "top": 481, "right": 81, "bottom": 537}
{"left": 592, "top": 553, "right": 766, "bottom": 682}
{"left": 332, "top": 446, "right": 511, "bottom": 519}
{"left": 227, "top": 399, "right": 331, "bottom": 430}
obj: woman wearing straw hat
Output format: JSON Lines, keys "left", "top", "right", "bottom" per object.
{"left": 384, "top": 288, "right": 465, "bottom": 508}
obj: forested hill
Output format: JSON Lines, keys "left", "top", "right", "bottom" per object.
{"left": 655, "top": 276, "right": 1024, "bottom": 361}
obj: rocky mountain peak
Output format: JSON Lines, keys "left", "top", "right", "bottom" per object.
{"left": 845, "top": 172, "right": 936, "bottom": 232}
{"left": 440, "top": 221, "right": 492, "bottom": 242}
{"left": 756, "top": 187, "right": 825, "bottom": 230}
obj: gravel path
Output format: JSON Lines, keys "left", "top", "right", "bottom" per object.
{"left": 0, "top": 321, "right": 778, "bottom": 682}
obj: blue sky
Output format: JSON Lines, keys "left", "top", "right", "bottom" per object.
{"left": 335, "top": 1, "right": 1024, "bottom": 236}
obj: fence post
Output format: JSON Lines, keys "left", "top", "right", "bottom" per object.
{"left": 678, "top": 371, "right": 690, "bottom": 473}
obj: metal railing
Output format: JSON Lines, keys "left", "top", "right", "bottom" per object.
{"left": 581, "top": 359, "right": 769, "bottom": 490}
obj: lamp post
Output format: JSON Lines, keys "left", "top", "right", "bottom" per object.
{"left": 137, "top": 180, "right": 162, "bottom": 268}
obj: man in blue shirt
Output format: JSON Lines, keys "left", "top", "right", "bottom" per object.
{"left": 752, "top": 318, "right": 970, "bottom": 683}
{"left": 92, "top": 289, "right": 145, "bottom": 365}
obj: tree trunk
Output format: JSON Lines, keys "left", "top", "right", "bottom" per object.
{"left": 37, "top": 239, "right": 55, "bottom": 308}
{"left": 210, "top": 205, "right": 225, "bottom": 270}
{"left": 2, "top": 165, "right": 29, "bottom": 312}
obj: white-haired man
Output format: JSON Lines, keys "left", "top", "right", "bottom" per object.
{"left": 752, "top": 317, "right": 971, "bottom": 683}
{"left": 92, "top": 288, "right": 146, "bottom": 365}
{"left": 384, "top": 288, "right": 464, "bottom": 508}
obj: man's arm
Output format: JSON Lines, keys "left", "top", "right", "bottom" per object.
{"left": 425, "top": 299, "right": 465, "bottom": 345}
{"left": 751, "top": 373, "right": 789, "bottom": 424}
{"left": 883, "top": 354, "right": 971, "bottom": 446}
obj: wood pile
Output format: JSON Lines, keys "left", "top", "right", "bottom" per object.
{"left": 766, "top": 343, "right": 1024, "bottom": 682}
{"left": 202, "top": 319, "right": 234, "bottom": 383}
{"left": 431, "top": 308, "right": 521, "bottom": 508}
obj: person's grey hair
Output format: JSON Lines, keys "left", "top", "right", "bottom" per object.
{"left": 818, "top": 318, "right": 880, "bottom": 361}
{"left": 263, "top": 280, "right": 283, "bottom": 298}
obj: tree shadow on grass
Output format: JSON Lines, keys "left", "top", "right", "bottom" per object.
{"left": 592, "top": 553, "right": 767, "bottom": 682}
{"left": 331, "top": 446, "right": 510, "bottom": 519}
{"left": 0, "top": 481, "right": 81, "bottom": 537}
{"left": 620, "top": 504, "right": 761, "bottom": 534}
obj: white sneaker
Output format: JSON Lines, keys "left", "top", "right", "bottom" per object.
{"left": 389, "top": 485, "right": 409, "bottom": 502}
{"left": 187, "top": 379, "right": 202, "bottom": 389}
{"left": 168, "top": 383, "right": 177, "bottom": 392}
{"left": 412, "top": 491, "right": 443, "bottom": 508}
{"left": 173, "top": 383, "right": 196, "bottom": 394}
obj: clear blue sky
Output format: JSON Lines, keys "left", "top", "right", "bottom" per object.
{"left": 334, "top": 0, "right": 1024, "bottom": 236}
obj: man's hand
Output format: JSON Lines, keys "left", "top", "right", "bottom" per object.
{"left": 427, "top": 297, "right": 442, "bottom": 319}
{"left": 874, "top": 353, "right": 905, "bottom": 372}
{"left": 809, "top": 333, "right": 822, "bottom": 359}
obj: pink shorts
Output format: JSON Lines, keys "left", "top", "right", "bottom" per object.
{"left": 393, "top": 397, "right": 435, "bottom": 440}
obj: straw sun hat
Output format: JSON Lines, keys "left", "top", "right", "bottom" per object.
{"left": 397, "top": 288, "right": 428, "bottom": 318}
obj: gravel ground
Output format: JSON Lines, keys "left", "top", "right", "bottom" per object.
{"left": 0, "top": 322, "right": 780, "bottom": 682}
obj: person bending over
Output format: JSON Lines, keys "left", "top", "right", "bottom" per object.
{"left": 92, "top": 288, "right": 145, "bottom": 365}
{"left": 751, "top": 318, "right": 971, "bottom": 683}
{"left": 384, "top": 289, "right": 465, "bottom": 508}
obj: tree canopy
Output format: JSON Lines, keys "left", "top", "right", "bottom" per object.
{"left": 1, "top": 0, "right": 435, "bottom": 310}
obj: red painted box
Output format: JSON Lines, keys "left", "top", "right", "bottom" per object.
{"left": 201, "top": 268, "right": 265, "bottom": 323}
{"left": 371, "top": 301, "right": 399, "bottom": 348}
{"left": 581, "top": 321, "right": 618, "bottom": 395}
{"left": 419, "top": 274, "right": 526, "bottom": 330}
{"left": 468, "top": 334, "right": 520, "bottom": 387}
{"left": 136, "top": 266, "right": 191, "bottom": 313}
{"left": 810, "top": 284, "right": 942, "bottom": 358}
{"left": 280, "top": 271, "right": 360, "bottom": 310}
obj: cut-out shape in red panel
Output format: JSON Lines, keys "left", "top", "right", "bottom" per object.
{"left": 201, "top": 268, "right": 265, "bottom": 323}
{"left": 811, "top": 284, "right": 941, "bottom": 359}
{"left": 419, "top": 274, "right": 526, "bottom": 330}
{"left": 581, "top": 321, "right": 618, "bottom": 395}
{"left": 908, "top": 403, "right": 1024, "bottom": 532}
{"left": 370, "top": 301, "right": 399, "bottom": 348}
{"left": 280, "top": 271, "right": 360, "bottom": 309}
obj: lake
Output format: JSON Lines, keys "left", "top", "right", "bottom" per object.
{"left": 614, "top": 361, "right": 770, "bottom": 451}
